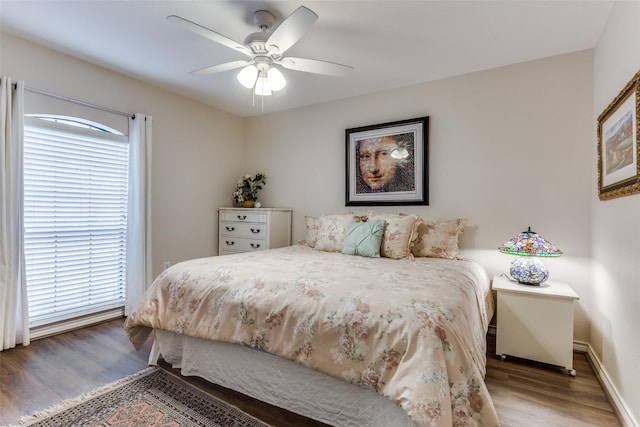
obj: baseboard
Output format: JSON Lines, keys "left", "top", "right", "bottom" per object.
{"left": 572, "top": 340, "right": 588, "bottom": 353}
{"left": 575, "top": 339, "right": 638, "bottom": 427}
{"left": 30, "top": 308, "right": 125, "bottom": 340}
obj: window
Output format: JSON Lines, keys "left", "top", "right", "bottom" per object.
{"left": 23, "top": 116, "right": 129, "bottom": 328}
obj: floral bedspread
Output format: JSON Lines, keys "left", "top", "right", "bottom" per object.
{"left": 125, "top": 245, "right": 499, "bottom": 426}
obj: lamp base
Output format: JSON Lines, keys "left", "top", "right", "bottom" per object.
{"left": 509, "top": 257, "right": 549, "bottom": 285}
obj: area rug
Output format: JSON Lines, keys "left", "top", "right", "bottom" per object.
{"left": 16, "top": 367, "right": 272, "bottom": 427}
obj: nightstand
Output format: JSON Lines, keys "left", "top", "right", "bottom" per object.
{"left": 492, "top": 274, "right": 579, "bottom": 376}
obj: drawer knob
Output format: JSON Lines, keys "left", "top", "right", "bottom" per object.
{"left": 237, "top": 215, "right": 247, "bottom": 220}
{"left": 250, "top": 228, "right": 261, "bottom": 234}
{"left": 250, "top": 243, "right": 261, "bottom": 249}
{"left": 225, "top": 241, "right": 235, "bottom": 246}
{"left": 226, "top": 226, "right": 235, "bottom": 232}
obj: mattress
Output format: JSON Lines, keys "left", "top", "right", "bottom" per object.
{"left": 126, "top": 245, "right": 497, "bottom": 426}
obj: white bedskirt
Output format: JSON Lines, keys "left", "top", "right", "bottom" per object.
{"left": 151, "top": 329, "right": 415, "bottom": 427}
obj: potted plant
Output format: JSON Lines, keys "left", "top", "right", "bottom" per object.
{"left": 232, "top": 173, "right": 266, "bottom": 207}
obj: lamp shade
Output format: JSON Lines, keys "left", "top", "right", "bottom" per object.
{"left": 267, "top": 67, "right": 286, "bottom": 91}
{"left": 254, "top": 72, "right": 272, "bottom": 96}
{"left": 237, "top": 65, "right": 258, "bottom": 89}
{"left": 238, "top": 63, "right": 286, "bottom": 97}
{"left": 498, "top": 227, "right": 562, "bottom": 257}
{"left": 498, "top": 227, "right": 562, "bottom": 285}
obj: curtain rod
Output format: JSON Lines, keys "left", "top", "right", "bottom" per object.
{"left": 15, "top": 84, "right": 135, "bottom": 119}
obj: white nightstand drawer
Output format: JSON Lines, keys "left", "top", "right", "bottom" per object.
{"left": 220, "top": 222, "right": 267, "bottom": 239}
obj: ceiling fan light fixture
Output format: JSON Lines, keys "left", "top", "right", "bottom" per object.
{"left": 254, "top": 72, "right": 272, "bottom": 96}
{"left": 237, "top": 65, "right": 258, "bottom": 89}
{"left": 267, "top": 67, "right": 286, "bottom": 91}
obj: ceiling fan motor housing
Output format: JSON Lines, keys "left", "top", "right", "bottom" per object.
{"left": 253, "top": 10, "right": 275, "bottom": 30}
{"left": 254, "top": 56, "right": 273, "bottom": 71}
{"left": 245, "top": 10, "right": 276, "bottom": 55}
{"left": 244, "top": 32, "right": 268, "bottom": 54}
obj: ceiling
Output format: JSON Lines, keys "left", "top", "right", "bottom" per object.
{"left": 0, "top": 0, "right": 614, "bottom": 118}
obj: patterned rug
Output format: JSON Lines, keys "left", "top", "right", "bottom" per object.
{"left": 16, "top": 367, "right": 272, "bottom": 427}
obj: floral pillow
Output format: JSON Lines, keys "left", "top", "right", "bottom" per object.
{"left": 298, "top": 216, "right": 320, "bottom": 248}
{"left": 314, "top": 213, "right": 360, "bottom": 253}
{"left": 412, "top": 218, "right": 467, "bottom": 259}
{"left": 342, "top": 219, "right": 386, "bottom": 258}
{"left": 366, "top": 212, "right": 420, "bottom": 259}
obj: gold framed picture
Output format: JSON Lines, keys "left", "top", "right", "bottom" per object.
{"left": 597, "top": 70, "right": 640, "bottom": 200}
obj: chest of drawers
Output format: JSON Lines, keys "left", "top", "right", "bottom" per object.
{"left": 218, "top": 207, "right": 292, "bottom": 256}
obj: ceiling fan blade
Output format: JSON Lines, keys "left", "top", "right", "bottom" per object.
{"left": 191, "top": 60, "right": 254, "bottom": 75}
{"left": 266, "top": 6, "right": 318, "bottom": 55}
{"left": 277, "top": 57, "right": 353, "bottom": 76}
{"left": 167, "top": 15, "right": 252, "bottom": 57}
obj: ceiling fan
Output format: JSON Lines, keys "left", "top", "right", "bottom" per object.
{"left": 168, "top": 6, "right": 353, "bottom": 96}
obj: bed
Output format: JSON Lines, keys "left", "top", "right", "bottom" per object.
{"left": 125, "top": 213, "right": 499, "bottom": 426}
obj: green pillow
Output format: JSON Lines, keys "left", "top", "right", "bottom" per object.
{"left": 342, "top": 219, "right": 385, "bottom": 258}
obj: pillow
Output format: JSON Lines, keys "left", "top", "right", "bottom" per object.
{"left": 314, "top": 213, "right": 361, "bottom": 252}
{"left": 342, "top": 219, "right": 385, "bottom": 258}
{"left": 366, "top": 212, "right": 420, "bottom": 259}
{"left": 298, "top": 216, "right": 320, "bottom": 248}
{"left": 412, "top": 218, "right": 467, "bottom": 259}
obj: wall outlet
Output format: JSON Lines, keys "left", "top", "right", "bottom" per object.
{"left": 163, "top": 261, "right": 171, "bottom": 270}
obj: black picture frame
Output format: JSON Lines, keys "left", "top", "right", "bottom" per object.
{"left": 345, "top": 116, "right": 429, "bottom": 206}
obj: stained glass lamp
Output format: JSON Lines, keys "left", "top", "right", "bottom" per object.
{"left": 498, "top": 227, "right": 562, "bottom": 285}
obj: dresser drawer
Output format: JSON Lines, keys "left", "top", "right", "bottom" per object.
{"left": 220, "top": 222, "right": 267, "bottom": 239}
{"left": 219, "top": 249, "right": 239, "bottom": 256}
{"left": 219, "top": 237, "right": 267, "bottom": 252}
{"left": 220, "top": 211, "right": 268, "bottom": 223}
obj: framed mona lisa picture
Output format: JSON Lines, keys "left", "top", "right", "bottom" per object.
{"left": 345, "top": 116, "right": 429, "bottom": 206}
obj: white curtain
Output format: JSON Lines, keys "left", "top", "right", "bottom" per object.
{"left": 125, "top": 114, "right": 153, "bottom": 314}
{"left": 0, "top": 76, "right": 29, "bottom": 350}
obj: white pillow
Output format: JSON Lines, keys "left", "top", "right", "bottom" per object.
{"left": 412, "top": 218, "right": 467, "bottom": 259}
{"left": 298, "top": 216, "right": 320, "bottom": 248}
{"left": 314, "top": 213, "right": 360, "bottom": 253}
{"left": 366, "top": 212, "right": 420, "bottom": 259}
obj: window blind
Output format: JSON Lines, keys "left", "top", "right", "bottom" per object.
{"left": 23, "top": 117, "right": 129, "bottom": 327}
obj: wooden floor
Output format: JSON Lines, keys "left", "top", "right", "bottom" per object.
{"left": 484, "top": 334, "right": 620, "bottom": 427}
{"left": 0, "top": 318, "right": 621, "bottom": 427}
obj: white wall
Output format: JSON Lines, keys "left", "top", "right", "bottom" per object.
{"left": 1, "top": 32, "right": 246, "bottom": 279}
{"left": 593, "top": 1, "right": 640, "bottom": 425}
{"left": 245, "top": 51, "right": 594, "bottom": 342}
